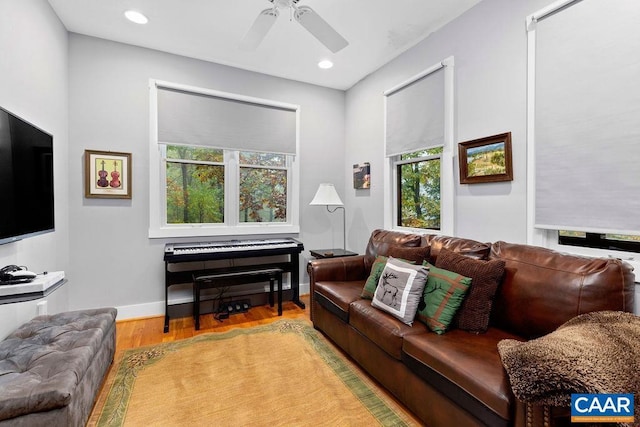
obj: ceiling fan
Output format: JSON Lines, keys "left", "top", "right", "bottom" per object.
{"left": 240, "top": 0, "right": 349, "bottom": 53}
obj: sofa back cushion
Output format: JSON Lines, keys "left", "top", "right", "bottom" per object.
{"left": 364, "top": 229, "right": 424, "bottom": 272}
{"left": 490, "top": 241, "right": 636, "bottom": 339}
{"left": 425, "top": 235, "right": 491, "bottom": 264}
{"left": 363, "top": 231, "right": 490, "bottom": 275}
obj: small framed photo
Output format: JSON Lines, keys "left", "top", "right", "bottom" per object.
{"left": 458, "top": 132, "right": 513, "bottom": 184}
{"left": 353, "top": 162, "right": 371, "bottom": 189}
{"left": 84, "top": 150, "right": 132, "bottom": 198}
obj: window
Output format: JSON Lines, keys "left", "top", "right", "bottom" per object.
{"left": 162, "top": 146, "right": 291, "bottom": 226}
{"left": 558, "top": 231, "right": 640, "bottom": 254}
{"left": 149, "top": 80, "right": 300, "bottom": 238}
{"left": 383, "top": 58, "right": 454, "bottom": 234}
{"left": 238, "top": 151, "right": 288, "bottom": 223}
{"left": 165, "top": 145, "right": 224, "bottom": 224}
{"left": 395, "top": 147, "right": 442, "bottom": 230}
{"left": 526, "top": 0, "right": 640, "bottom": 245}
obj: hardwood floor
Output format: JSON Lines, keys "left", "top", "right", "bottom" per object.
{"left": 113, "top": 294, "right": 310, "bottom": 358}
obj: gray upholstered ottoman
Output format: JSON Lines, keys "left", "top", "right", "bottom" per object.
{"left": 0, "top": 307, "right": 117, "bottom": 426}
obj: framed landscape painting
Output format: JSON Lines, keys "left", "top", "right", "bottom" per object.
{"left": 458, "top": 132, "right": 513, "bottom": 184}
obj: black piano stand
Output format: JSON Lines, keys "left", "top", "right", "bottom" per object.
{"left": 192, "top": 267, "right": 284, "bottom": 330}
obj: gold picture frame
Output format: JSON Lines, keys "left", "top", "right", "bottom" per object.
{"left": 84, "top": 150, "right": 132, "bottom": 198}
{"left": 458, "top": 132, "right": 513, "bottom": 184}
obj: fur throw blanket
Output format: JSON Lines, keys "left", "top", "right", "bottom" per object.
{"left": 498, "top": 311, "right": 640, "bottom": 420}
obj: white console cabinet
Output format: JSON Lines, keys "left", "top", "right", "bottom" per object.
{"left": 0, "top": 272, "right": 67, "bottom": 339}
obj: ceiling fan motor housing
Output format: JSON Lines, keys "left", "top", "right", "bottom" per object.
{"left": 270, "top": 0, "right": 300, "bottom": 8}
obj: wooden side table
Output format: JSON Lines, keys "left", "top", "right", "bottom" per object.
{"left": 310, "top": 249, "right": 358, "bottom": 259}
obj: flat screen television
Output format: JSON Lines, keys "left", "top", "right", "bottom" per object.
{"left": 0, "top": 106, "right": 54, "bottom": 245}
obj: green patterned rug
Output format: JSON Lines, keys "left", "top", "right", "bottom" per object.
{"left": 89, "top": 319, "right": 417, "bottom": 426}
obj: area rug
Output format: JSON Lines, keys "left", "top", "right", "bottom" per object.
{"left": 88, "top": 319, "right": 418, "bottom": 426}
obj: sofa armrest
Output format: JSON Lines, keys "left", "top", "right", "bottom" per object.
{"left": 307, "top": 255, "right": 368, "bottom": 285}
{"left": 307, "top": 255, "right": 368, "bottom": 322}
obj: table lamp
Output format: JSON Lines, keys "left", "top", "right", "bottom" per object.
{"left": 309, "top": 183, "right": 345, "bottom": 250}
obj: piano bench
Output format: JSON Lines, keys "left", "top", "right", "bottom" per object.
{"left": 192, "top": 268, "right": 284, "bottom": 330}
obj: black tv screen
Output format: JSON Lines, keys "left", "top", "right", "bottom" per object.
{"left": 0, "top": 106, "right": 54, "bottom": 245}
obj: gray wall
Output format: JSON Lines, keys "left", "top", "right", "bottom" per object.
{"left": 0, "top": 0, "right": 69, "bottom": 337}
{"left": 344, "top": 0, "right": 553, "bottom": 252}
{"left": 67, "top": 35, "right": 345, "bottom": 315}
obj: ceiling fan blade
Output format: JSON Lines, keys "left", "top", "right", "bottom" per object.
{"left": 294, "top": 6, "right": 348, "bottom": 53}
{"left": 239, "top": 8, "right": 279, "bottom": 51}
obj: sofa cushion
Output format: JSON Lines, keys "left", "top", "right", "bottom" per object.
{"left": 436, "top": 249, "right": 506, "bottom": 333}
{"left": 350, "top": 299, "right": 428, "bottom": 360}
{"left": 313, "top": 280, "right": 364, "bottom": 322}
{"left": 386, "top": 245, "right": 431, "bottom": 264}
{"left": 417, "top": 264, "right": 471, "bottom": 334}
{"left": 426, "top": 235, "right": 491, "bottom": 264}
{"left": 371, "top": 258, "right": 428, "bottom": 326}
{"left": 402, "top": 327, "right": 521, "bottom": 422}
{"left": 364, "top": 229, "right": 423, "bottom": 272}
{"left": 0, "top": 308, "right": 117, "bottom": 421}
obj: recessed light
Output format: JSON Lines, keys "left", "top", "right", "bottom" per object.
{"left": 124, "top": 10, "right": 148, "bottom": 24}
{"left": 318, "top": 60, "right": 334, "bottom": 69}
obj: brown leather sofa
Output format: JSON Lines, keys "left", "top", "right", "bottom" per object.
{"left": 307, "top": 229, "right": 635, "bottom": 427}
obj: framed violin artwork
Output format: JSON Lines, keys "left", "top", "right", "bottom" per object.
{"left": 84, "top": 150, "right": 132, "bottom": 199}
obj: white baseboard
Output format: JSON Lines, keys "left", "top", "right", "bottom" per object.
{"left": 115, "top": 300, "right": 166, "bottom": 320}
{"left": 115, "top": 282, "right": 310, "bottom": 320}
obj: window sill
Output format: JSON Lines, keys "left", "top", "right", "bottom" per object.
{"left": 149, "top": 224, "right": 300, "bottom": 239}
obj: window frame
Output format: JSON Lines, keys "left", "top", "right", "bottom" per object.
{"left": 383, "top": 57, "right": 455, "bottom": 236}
{"left": 558, "top": 232, "right": 640, "bottom": 254}
{"left": 393, "top": 150, "right": 442, "bottom": 231}
{"left": 149, "top": 79, "right": 300, "bottom": 239}
{"left": 544, "top": 229, "right": 639, "bottom": 274}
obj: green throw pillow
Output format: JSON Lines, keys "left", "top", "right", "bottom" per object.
{"left": 361, "top": 255, "right": 388, "bottom": 299}
{"left": 417, "top": 264, "right": 471, "bottom": 334}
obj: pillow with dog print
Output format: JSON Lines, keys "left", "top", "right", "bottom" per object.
{"left": 371, "top": 257, "right": 429, "bottom": 326}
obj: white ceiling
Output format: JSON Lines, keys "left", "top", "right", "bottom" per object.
{"left": 48, "top": 0, "right": 480, "bottom": 90}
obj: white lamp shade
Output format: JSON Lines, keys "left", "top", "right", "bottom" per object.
{"left": 309, "top": 183, "right": 344, "bottom": 206}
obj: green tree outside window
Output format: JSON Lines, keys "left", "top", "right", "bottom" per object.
{"left": 397, "top": 147, "right": 442, "bottom": 230}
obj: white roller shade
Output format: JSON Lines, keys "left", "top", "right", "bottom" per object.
{"left": 157, "top": 86, "right": 297, "bottom": 155}
{"left": 533, "top": 0, "right": 640, "bottom": 234}
{"left": 385, "top": 65, "right": 444, "bottom": 157}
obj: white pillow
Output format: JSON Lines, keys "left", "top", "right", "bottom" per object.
{"left": 371, "top": 257, "right": 429, "bottom": 325}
